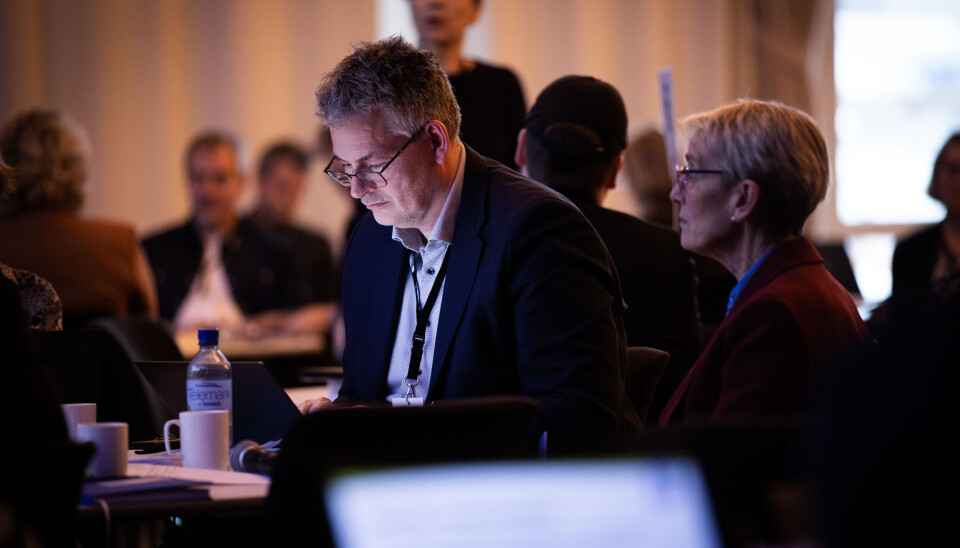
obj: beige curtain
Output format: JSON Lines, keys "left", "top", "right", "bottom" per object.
{"left": 727, "top": 0, "right": 838, "bottom": 238}
{"left": 0, "top": 0, "right": 839, "bottom": 246}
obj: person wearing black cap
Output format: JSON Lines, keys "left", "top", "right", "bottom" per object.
{"left": 298, "top": 38, "right": 639, "bottom": 454}
{"left": 515, "top": 75, "right": 700, "bottom": 423}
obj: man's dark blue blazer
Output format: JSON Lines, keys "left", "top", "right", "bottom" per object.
{"left": 337, "top": 147, "right": 638, "bottom": 452}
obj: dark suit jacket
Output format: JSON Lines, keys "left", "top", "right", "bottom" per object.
{"left": 142, "top": 217, "right": 307, "bottom": 321}
{"left": 338, "top": 147, "right": 637, "bottom": 453}
{"left": 659, "top": 237, "right": 872, "bottom": 425}
{"left": 244, "top": 216, "right": 337, "bottom": 303}
{"left": 561, "top": 191, "right": 699, "bottom": 423}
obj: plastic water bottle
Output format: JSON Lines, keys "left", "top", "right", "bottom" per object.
{"left": 186, "top": 328, "right": 233, "bottom": 443}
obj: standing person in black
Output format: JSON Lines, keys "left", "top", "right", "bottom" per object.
{"left": 514, "top": 75, "right": 700, "bottom": 424}
{"left": 411, "top": 0, "right": 526, "bottom": 168}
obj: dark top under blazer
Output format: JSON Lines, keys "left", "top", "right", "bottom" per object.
{"left": 242, "top": 217, "right": 338, "bottom": 304}
{"left": 659, "top": 237, "right": 872, "bottom": 425}
{"left": 142, "top": 217, "right": 307, "bottom": 321}
{"left": 889, "top": 223, "right": 941, "bottom": 315}
{"left": 337, "top": 147, "right": 637, "bottom": 453}
{"left": 448, "top": 62, "right": 526, "bottom": 169}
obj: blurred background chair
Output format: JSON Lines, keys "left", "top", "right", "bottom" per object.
{"left": 624, "top": 346, "right": 670, "bottom": 425}
{"left": 814, "top": 241, "right": 861, "bottom": 300}
{"left": 261, "top": 396, "right": 541, "bottom": 547}
{"left": 34, "top": 328, "right": 173, "bottom": 441}
{"left": 87, "top": 316, "right": 183, "bottom": 362}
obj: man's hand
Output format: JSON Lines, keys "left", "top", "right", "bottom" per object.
{"left": 298, "top": 396, "right": 335, "bottom": 414}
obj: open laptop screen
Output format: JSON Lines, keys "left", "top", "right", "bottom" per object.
{"left": 324, "top": 457, "right": 722, "bottom": 548}
{"left": 136, "top": 361, "right": 301, "bottom": 444}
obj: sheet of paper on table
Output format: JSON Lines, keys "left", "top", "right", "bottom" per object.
{"left": 81, "top": 461, "right": 270, "bottom": 504}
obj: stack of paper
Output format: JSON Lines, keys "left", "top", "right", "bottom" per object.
{"left": 81, "top": 462, "right": 270, "bottom": 504}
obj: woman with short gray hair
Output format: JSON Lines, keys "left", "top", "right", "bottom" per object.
{"left": 659, "top": 100, "right": 871, "bottom": 425}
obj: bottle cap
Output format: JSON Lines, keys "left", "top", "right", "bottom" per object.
{"left": 197, "top": 328, "right": 219, "bottom": 346}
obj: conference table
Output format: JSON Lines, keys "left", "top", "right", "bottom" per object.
{"left": 77, "top": 451, "right": 272, "bottom": 548}
{"left": 75, "top": 382, "right": 333, "bottom": 548}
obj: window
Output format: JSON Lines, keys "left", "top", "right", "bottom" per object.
{"left": 835, "top": 0, "right": 960, "bottom": 226}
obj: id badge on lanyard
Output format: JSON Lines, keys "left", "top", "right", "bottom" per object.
{"left": 392, "top": 248, "right": 450, "bottom": 408}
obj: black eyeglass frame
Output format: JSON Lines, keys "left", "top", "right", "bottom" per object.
{"left": 324, "top": 124, "right": 427, "bottom": 189}
{"left": 675, "top": 165, "right": 727, "bottom": 187}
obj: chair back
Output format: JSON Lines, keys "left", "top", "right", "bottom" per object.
{"left": 34, "top": 328, "right": 173, "bottom": 441}
{"left": 262, "top": 395, "right": 541, "bottom": 547}
{"left": 624, "top": 345, "right": 670, "bottom": 425}
{"left": 87, "top": 316, "right": 183, "bottom": 362}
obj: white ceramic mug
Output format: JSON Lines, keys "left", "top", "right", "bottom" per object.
{"left": 61, "top": 403, "right": 97, "bottom": 441}
{"left": 77, "top": 422, "right": 128, "bottom": 478}
{"left": 164, "top": 410, "right": 229, "bottom": 470}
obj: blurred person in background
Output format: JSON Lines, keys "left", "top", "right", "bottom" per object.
{"left": 622, "top": 129, "right": 675, "bottom": 228}
{"left": 244, "top": 141, "right": 337, "bottom": 336}
{"left": 514, "top": 75, "right": 699, "bottom": 424}
{"left": 0, "top": 109, "right": 157, "bottom": 328}
{"left": 1, "top": 253, "right": 77, "bottom": 548}
{"left": 0, "top": 154, "right": 61, "bottom": 330}
{"left": 410, "top": 0, "right": 526, "bottom": 168}
{"left": 870, "top": 132, "right": 960, "bottom": 338}
{"left": 1, "top": 150, "right": 83, "bottom": 548}
{"left": 143, "top": 131, "right": 308, "bottom": 335}
{"left": 659, "top": 100, "right": 872, "bottom": 425}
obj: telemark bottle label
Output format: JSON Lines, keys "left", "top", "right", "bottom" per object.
{"left": 186, "top": 380, "right": 233, "bottom": 410}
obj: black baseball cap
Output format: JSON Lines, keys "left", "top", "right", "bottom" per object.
{"left": 524, "top": 75, "right": 628, "bottom": 156}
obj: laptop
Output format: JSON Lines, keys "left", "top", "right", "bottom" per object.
{"left": 323, "top": 457, "right": 723, "bottom": 548}
{"left": 136, "top": 361, "right": 302, "bottom": 445}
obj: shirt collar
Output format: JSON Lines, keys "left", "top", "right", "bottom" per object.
{"left": 392, "top": 143, "right": 465, "bottom": 252}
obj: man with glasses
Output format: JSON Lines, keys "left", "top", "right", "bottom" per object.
{"left": 143, "top": 132, "right": 307, "bottom": 331}
{"left": 299, "top": 37, "right": 638, "bottom": 454}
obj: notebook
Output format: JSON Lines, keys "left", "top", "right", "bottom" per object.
{"left": 136, "top": 361, "right": 302, "bottom": 445}
{"left": 323, "top": 457, "right": 723, "bottom": 548}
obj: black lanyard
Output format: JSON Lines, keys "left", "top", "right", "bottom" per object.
{"left": 404, "top": 247, "right": 452, "bottom": 396}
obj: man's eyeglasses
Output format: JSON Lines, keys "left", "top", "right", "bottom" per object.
{"left": 675, "top": 165, "right": 727, "bottom": 187}
{"left": 324, "top": 124, "right": 427, "bottom": 189}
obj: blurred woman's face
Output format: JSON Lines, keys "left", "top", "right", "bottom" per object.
{"left": 669, "top": 133, "right": 738, "bottom": 257}
{"left": 933, "top": 142, "right": 960, "bottom": 213}
{"left": 411, "top": 0, "right": 479, "bottom": 47}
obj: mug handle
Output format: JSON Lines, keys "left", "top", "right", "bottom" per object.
{"left": 163, "top": 419, "right": 181, "bottom": 456}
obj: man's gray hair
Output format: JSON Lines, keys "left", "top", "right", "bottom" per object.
{"left": 315, "top": 35, "right": 461, "bottom": 139}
